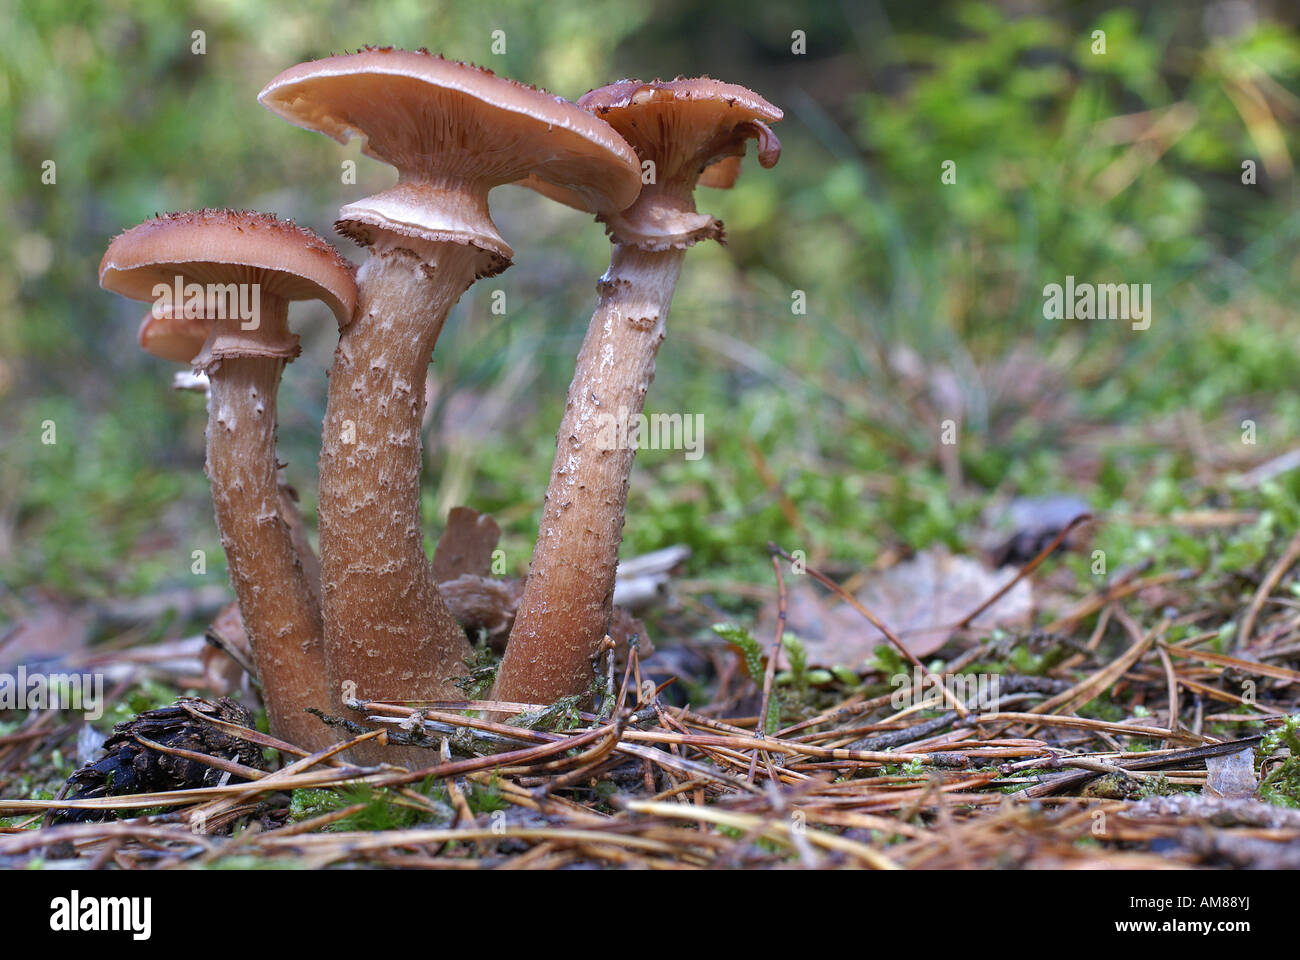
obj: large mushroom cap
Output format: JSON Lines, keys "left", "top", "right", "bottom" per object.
{"left": 520, "top": 77, "right": 782, "bottom": 249}
{"left": 258, "top": 49, "right": 642, "bottom": 260}
{"left": 137, "top": 306, "right": 211, "bottom": 364}
{"left": 100, "top": 210, "right": 357, "bottom": 327}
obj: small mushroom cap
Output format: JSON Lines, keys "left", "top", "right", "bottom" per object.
{"left": 697, "top": 156, "right": 743, "bottom": 189}
{"left": 99, "top": 209, "right": 357, "bottom": 327}
{"left": 519, "top": 77, "right": 781, "bottom": 249}
{"left": 579, "top": 77, "right": 781, "bottom": 147}
{"left": 258, "top": 50, "right": 643, "bottom": 255}
{"left": 137, "top": 306, "right": 210, "bottom": 364}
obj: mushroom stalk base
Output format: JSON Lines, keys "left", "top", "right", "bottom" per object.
{"left": 495, "top": 244, "right": 686, "bottom": 705}
{"left": 205, "top": 356, "right": 330, "bottom": 750}
{"left": 318, "top": 244, "right": 480, "bottom": 759}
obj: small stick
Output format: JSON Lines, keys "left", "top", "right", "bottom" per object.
{"left": 747, "top": 550, "right": 790, "bottom": 783}
{"left": 768, "top": 543, "right": 968, "bottom": 718}
{"left": 1155, "top": 643, "right": 1181, "bottom": 748}
{"left": 130, "top": 734, "right": 266, "bottom": 781}
{"left": 1019, "top": 735, "right": 1266, "bottom": 798}
{"left": 957, "top": 513, "right": 1092, "bottom": 629}
{"left": 1238, "top": 526, "right": 1300, "bottom": 649}
{"left": 596, "top": 636, "right": 617, "bottom": 721}
{"left": 1158, "top": 642, "right": 1300, "bottom": 683}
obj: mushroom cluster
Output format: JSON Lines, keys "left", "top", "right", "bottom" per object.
{"left": 100, "top": 50, "right": 780, "bottom": 760}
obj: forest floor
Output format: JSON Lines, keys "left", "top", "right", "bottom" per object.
{"left": 2, "top": 464, "right": 1299, "bottom": 868}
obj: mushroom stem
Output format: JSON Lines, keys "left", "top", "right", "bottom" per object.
{"left": 318, "top": 241, "right": 480, "bottom": 728}
{"left": 494, "top": 245, "right": 684, "bottom": 704}
{"left": 278, "top": 480, "right": 321, "bottom": 607}
{"left": 201, "top": 302, "right": 328, "bottom": 749}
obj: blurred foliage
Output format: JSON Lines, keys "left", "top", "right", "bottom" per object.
{"left": 1, "top": 0, "right": 1299, "bottom": 629}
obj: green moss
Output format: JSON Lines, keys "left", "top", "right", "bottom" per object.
{"left": 508, "top": 695, "right": 583, "bottom": 732}
{"left": 288, "top": 778, "right": 452, "bottom": 831}
{"left": 453, "top": 647, "right": 500, "bottom": 701}
{"left": 712, "top": 623, "right": 780, "bottom": 734}
{"left": 466, "top": 777, "right": 509, "bottom": 815}
{"left": 1258, "top": 715, "right": 1300, "bottom": 808}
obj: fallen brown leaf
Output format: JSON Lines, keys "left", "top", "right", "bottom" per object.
{"left": 761, "top": 547, "right": 1033, "bottom": 668}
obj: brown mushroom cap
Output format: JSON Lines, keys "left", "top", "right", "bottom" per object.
{"left": 257, "top": 49, "right": 642, "bottom": 264}
{"left": 100, "top": 209, "right": 356, "bottom": 327}
{"left": 697, "top": 155, "right": 743, "bottom": 190}
{"left": 579, "top": 77, "right": 782, "bottom": 164}
{"left": 519, "top": 77, "right": 781, "bottom": 249}
{"left": 137, "top": 306, "right": 210, "bottom": 364}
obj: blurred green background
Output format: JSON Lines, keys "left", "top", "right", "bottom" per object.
{"left": 2, "top": 0, "right": 1299, "bottom": 630}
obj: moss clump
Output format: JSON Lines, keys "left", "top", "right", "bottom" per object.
{"left": 453, "top": 647, "right": 499, "bottom": 700}
{"left": 288, "top": 778, "right": 452, "bottom": 831}
{"left": 712, "top": 623, "right": 778, "bottom": 734}
{"left": 466, "top": 777, "right": 508, "bottom": 815}
{"left": 1257, "top": 715, "right": 1300, "bottom": 808}
{"left": 508, "top": 695, "right": 583, "bottom": 732}
{"left": 712, "top": 623, "right": 834, "bottom": 734}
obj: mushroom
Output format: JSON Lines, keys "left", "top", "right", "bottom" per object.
{"left": 137, "top": 308, "right": 213, "bottom": 394}
{"left": 257, "top": 50, "right": 642, "bottom": 735}
{"left": 138, "top": 306, "right": 323, "bottom": 604}
{"left": 100, "top": 210, "right": 356, "bottom": 750}
{"left": 495, "top": 78, "right": 782, "bottom": 705}
{"left": 136, "top": 305, "right": 211, "bottom": 364}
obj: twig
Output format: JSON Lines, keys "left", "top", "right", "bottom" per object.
{"left": 957, "top": 513, "right": 1092, "bottom": 629}
{"left": 768, "top": 543, "right": 969, "bottom": 718}
{"left": 1237, "top": 526, "right": 1300, "bottom": 649}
